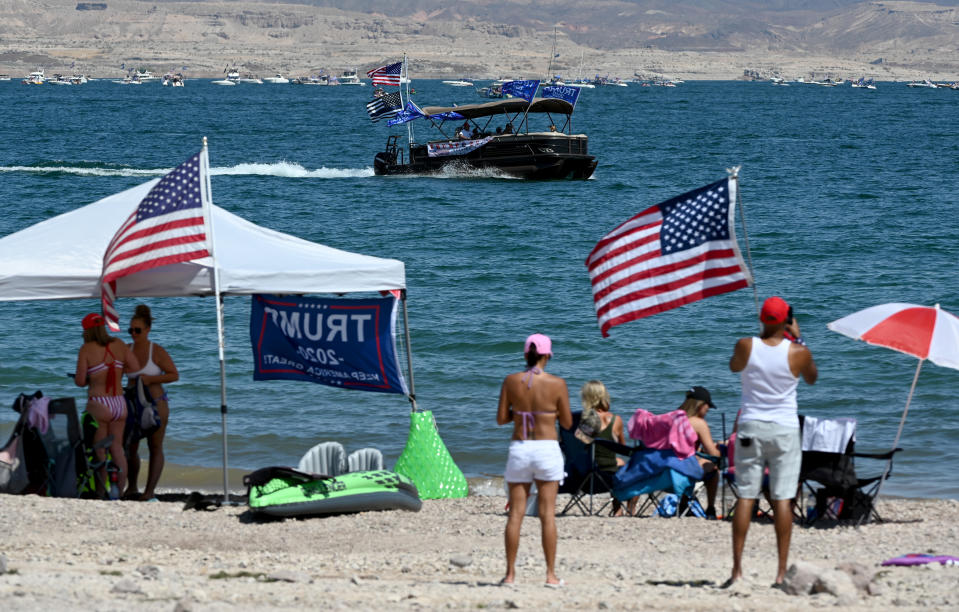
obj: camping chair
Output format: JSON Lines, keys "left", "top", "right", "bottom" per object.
{"left": 719, "top": 433, "right": 776, "bottom": 522}
{"left": 797, "top": 415, "right": 902, "bottom": 525}
{"left": 347, "top": 448, "right": 384, "bottom": 472}
{"left": 11, "top": 393, "right": 86, "bottom": 498}
{"left": 558, "top": 412, "right": 634, "bottom": 516}
{"left": 297, "top": 441, "right": 346, "bottom": 476}
{"left": 614, "top": 408, "right": 711, "bottom": 518}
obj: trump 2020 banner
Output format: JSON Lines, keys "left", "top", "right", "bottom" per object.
{"left": 250, "top": 294, "right": 409, "bottom": 394}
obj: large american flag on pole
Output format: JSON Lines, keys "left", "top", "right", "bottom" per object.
{"left": 100, "top": 150, "right": 211, "bottom": 330}
{"left": 366, "top": 61, "right": 402, "bottom": 86}
{"left": 586, "top": 177, "right": 752, "bottom": 337}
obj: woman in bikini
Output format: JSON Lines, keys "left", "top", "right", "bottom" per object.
{"left": 496, "top": 333, "right": 572, "bottom": 588}
{"left": 74, "top": 313, "right": 140, "bottom": 497}
{"left": 124, "top": 304, "right": 179, "bottom": 501}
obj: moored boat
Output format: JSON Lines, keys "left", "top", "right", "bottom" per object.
{"left": 263, "top": 73, "right": 290, "bottom": 84}
{"left": 373, "top": 97, "right": 596, "bottom": 180}
{"left": 442, "top": 78, "right": 474, "bottom": 87}
{"left": 339, "top": 69, "right": 365, "bottom": 85}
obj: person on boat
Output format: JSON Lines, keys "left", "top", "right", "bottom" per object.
{"left": 75, "top": 313, "right": 140, "bottom": 498}
{"left": 579, "top": 380, "right": 629, "bottom": 516}
{"left": 495, "top": 126, "right": 503, "bottom": 135}
{"left": 679, "top": 385, "right": 722, "bottom": 519}
{"left": 549, "top": 124, "right": 558, "bottom": 132}
{"left": 497, "top": 333, "right": 572, "bottom": 587}
{"left": 458, "top": 121, "right": 473, "bottom": 140}
{"left": 124, "top": 304, "right": 179, "bottom": 501}
{"left": 504, "top": 123, "right": 514, "bottom": 134}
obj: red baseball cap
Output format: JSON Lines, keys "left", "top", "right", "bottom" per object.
{"left": 760, "top": 296, "right": 790, "bottom": 325}
{"left": 82, "top": 313, "right": 105, "bottom": 330}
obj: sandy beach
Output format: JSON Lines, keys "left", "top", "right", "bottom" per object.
{"left": 1, "top": 489, "right": 956, "bottom": 610}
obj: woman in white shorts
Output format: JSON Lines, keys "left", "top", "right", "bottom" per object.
{"left": 496, "top": 333, "right": 573, "bottom": 587}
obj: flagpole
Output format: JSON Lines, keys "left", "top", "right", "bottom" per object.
{"left": 401, "top": 290, "right": 418, "bottom": 413}
{"left": 201, "top": 137, "right": 231, "bottom": 505}
{"left": 404, "top": 54, "right": 413, "bottom": 149}
{"left": 727, "top": 165, "right": 760, "bottom": 320}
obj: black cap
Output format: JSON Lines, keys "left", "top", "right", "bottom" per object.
{"left": 686, "top": 385, "right": 716, "bottom": 408}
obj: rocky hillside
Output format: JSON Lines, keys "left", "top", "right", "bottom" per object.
{"left": 1, "top": 0, "right": 957, "bottom": 78}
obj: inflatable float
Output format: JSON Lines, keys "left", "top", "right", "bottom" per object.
{"left": 244, "top": 466, "right": 422, "bottom": 517}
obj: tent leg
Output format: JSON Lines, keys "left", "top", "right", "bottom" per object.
{"left": 859, "top": 359, "right": 923, "bottom": 527}
{"left": 215, "top": 292, "right": 230, "bottom": 505}
{"left": 401, "top": 292, "right": 418, "bottom": 413}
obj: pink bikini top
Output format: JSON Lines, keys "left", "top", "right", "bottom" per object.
{"left": 515, "top": 367, "right": 554, "bottom": 440}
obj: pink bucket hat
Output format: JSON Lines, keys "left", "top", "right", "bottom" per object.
{"left": 524, "top": 333, "right": 553, "bottom": 356}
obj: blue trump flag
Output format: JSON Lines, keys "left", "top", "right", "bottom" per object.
{"left": 250, "top": 294, "right": 409, "bottom": 395}
{"left": 541, "top": 84, "right": 581, "bottom": 108}
{"left": 502, "top": 79, "right": 540, "bottom": 102}
{"left": 428, "top": 111, "right": 465, "bottom": 122}
{"left": 387, "top": 101, "right": 426, "bottom": 126}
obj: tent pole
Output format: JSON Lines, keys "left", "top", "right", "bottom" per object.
{"left": 201, "top": 137, "right": 231, "bottom": 504}
{"left": 401, "top": 290, "right": 417, "bottom": 413}
{"left": 860, "top": 358, "right": 923, "bottom": 526}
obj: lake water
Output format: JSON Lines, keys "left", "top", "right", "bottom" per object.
{"left": 0, "top": 78, "right": 956, "bottom": 499}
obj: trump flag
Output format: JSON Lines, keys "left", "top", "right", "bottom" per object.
{"left": 586, "top": 178, "right": 752, "bottom": 337}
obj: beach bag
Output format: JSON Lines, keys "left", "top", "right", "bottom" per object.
{"left": 575, "top": 408, "right": 603, "bottom": 444}
{"left": 656, "top": 493, "right": 679, "bottom": 517}
{"left": 124, "top": 378, "right": 160, "bottom": 446}
{"left": 0, "top": 432, "right": 28, "bottom": 494}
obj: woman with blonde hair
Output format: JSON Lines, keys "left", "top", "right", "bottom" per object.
{"left": 580, "top": 380, "right": 630, "bottom": 515}
{"left": 125, "top": 304, "right": 179, "bottom": 501}
{"left": 75, "top": 313, "right": 140, "bottom": 497}
{"left": 680, "top": 385, "right": 722, "bottom": 519}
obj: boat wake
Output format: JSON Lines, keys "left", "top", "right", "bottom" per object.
{"left": 0, "top": 161, "right": 375, "bottom": 179}
{"left": 413, "top": 163, "right": 520, "bottom": 180}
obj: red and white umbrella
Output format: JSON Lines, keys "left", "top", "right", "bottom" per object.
{"left": 828, "top": 303, "right": 959, "bottom": 517}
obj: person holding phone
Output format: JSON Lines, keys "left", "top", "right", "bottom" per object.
{"left": 727, "top": 296, "right": 818, "bottom": 588}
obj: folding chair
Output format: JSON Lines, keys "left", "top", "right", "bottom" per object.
{"left": 797, "top": 415, "right": 902, "bottom": 525}
{"left": 611, "top": 447, "right": 705, "bottom": 517}
{"left": 11, "top": 393, "right": 86, "bottom": 498}
{"left": 719, "top": 433, "right": 775, "bottom": 522}
{"left": 558, "top": 412, "right": 634, "bottom": 516}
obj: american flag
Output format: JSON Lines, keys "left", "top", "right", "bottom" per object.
{"left": 366, "top": 62, "right": 402, "bottom": 86}
{"left": 586, "top": 178, "right": 752, "bottom": 337}
{"left": 100, "top": 151, "right": 211, "bottom": 330}
{"left": 366, "top": 92, "right": 402, "bottom": 123}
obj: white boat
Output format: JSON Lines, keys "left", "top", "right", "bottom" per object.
{"left": 211, "top": 78, "right": 236, "bottom": 86}
{"left": 22, "top": 68, "right": 45, "bottom": 85}
{"left": 114, "top": 74, "right": 143, "bottom": 85}
{"left": 907, "top": 79, "right": 938, "bottom": 88}
{"left": 238, "top": 74, "right": 263, "bottom": 84}
{"left": 47, "top": 74, "right": 74, "bottom": 85}
{"left": 213, "top": 69, "right": 240, "bottom": 85}
{"left": 0, "top": 74, "right": 10, "bottom": 81}
{"left": 134, "top": 69, "right": 158, "bottom": 81}
{"left": 442, "top": 79, "right": 474, "bottom": 87}
{"left": 263, "top": 73, "right": 289, "bottom": 84}
{"left": 339, "top": 70, "right": 365, "bottom": 85}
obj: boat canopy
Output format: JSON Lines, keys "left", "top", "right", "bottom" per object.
{"left": 420, "top": 97, "right": 574, "bottom": 120}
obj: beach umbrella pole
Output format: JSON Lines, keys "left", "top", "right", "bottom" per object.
{"left": 401, "top": 291, "right": 418, "bottom": 413}
{"left": 860, "top": 358, "right": 923, "bottom": 526}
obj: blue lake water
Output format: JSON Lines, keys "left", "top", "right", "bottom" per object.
{"left": 0, "top": 79, "right": 956, "bottom": 498}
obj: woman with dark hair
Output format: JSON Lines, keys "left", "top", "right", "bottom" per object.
{"left": 496, "top": 333, "right": 572, "bottom": 587}
{"left": 125, "top": 304, "right": 179, "bottom": 501}
{"left": 680, "top": 385, "right": 722, "bottom": 519}
{"left": 75, "top": 312, "right": 140, "bottom": 497}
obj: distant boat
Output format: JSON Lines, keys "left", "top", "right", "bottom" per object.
{"left": 339, "top": 70, "right": 365, "bottom": 85}
{"left": 442, "top": 79, "right": 474, "bottom": 87}
{"left": 238, "top": 74, "right": 263, "bottom": 84}
{"left": 906, "top": 79, "right": 938, "bottom": 88}
{"left": 263, "top": 74, "right": 290, "bottom": 84}
{"left": 0, "top": 74, "right": 10, "bottom": 81}
{"left": 21, "top": 68, "right": 45, "bottom": 85}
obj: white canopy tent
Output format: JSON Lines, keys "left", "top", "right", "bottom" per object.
{"left": 0, "top": 177, "right": 408, "bottom": 500}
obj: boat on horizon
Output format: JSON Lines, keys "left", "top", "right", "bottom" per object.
{"left": 339, "top": 70, "right": 365, "bottom": 85}
{"left": 263, "top": 73, "right": 290, "bottom": 84}
{"left": 238, "top": 73, "right": 263, "bottom": 84}
{"left": 442, "top": 78, "right": 474, "bottom": 87}
{"left": 373, "top": 97, "right": 596, "bottom": 180}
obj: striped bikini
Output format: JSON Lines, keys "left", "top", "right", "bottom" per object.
{"left": 87, "top": 344, "right": 125, "bottom": 422}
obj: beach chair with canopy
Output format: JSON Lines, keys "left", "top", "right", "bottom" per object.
{"left": 558, "top": 411, "right": 634, "bottom": 516}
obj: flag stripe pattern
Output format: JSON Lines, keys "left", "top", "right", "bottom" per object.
{"left": 366, "top": 62, "right": 402, "bottom": 86}
{"left": 586, "top": 178, "right": 752, "bottom": 337}
{"left": 366, "top": 92, "right": 402, "bottom": 122}
{"left": 100, "top": 151, "right": 210, "bottom": 330}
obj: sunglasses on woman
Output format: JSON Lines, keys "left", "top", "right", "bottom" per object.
{"left": 128, "top": 327, "right": 143, "bottom": 335}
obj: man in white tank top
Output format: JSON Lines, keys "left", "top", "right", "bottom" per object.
{"left": 727, "top": 296, "right": 818, "bottom": 588}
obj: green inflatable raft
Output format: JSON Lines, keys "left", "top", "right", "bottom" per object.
{"left": 245, "top": 467, "right": 422, "bottom": 517}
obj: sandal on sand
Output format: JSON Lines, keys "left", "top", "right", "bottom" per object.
{"left": 497, "top": 578, "right": 515, "bottom": 588}
{"left": 544, "top": 579, "right": 565, "bottom": 589}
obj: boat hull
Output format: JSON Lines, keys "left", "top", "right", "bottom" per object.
{"left": 374, "top": 134, "right": 596, "bottom": 180}
{"left": 247, "top": 469, "right": 422, "bottom": 517}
